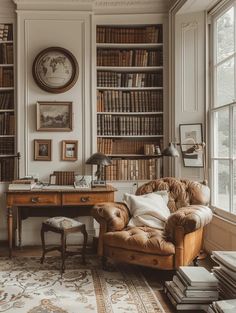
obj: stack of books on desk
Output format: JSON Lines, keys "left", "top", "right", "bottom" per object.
{"left": 211, "top": 251, "right": 236, "bottom": 299}
{"left": 8, "top": 178, "right": 37, "bottom": 190}
{"left": 164, "top": 266, "right": 219, "bottom": 311}
{"left": 207, "top": 299, "right": 236, "bottom": 313}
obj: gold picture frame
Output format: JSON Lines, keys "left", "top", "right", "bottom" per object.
{"left": 34, "top": 139, "right": 52, "bottom": 161}
{"left": 61, "top": 140, "right": 78, "bottom": 161}
{"left": 37, "top": 101, "right": 72, "bottom": 131}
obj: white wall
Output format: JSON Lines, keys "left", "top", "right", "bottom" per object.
{"left": 174, "top": 11, "right": 206, "bottom": 181}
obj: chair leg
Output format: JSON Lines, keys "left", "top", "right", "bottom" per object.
{"left": 61, "top": 231, "right": 66, "bottom": 274}
{"left": 81, "top": 226, "right": 88, "bottom": 265}
{"left": 40, "top": 226, "right": 46, "bottom": 264}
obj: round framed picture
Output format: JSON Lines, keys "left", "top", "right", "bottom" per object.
{"left": 32, "top": 47, "right": 79, "bottom": 93}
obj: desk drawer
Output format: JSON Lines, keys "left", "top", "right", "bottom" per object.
{"left": 7, "top": 193, "right": 60, "bottom": 206}
{"left": 62, "top": 192, "right": 112, "bottom": 206}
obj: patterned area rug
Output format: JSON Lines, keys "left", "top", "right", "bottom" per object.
{"left": 0, "top": 255, "right": 165, "bottom": 313}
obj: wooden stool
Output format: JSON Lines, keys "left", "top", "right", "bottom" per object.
{"left": 40, "top": 216, "right": 88, "bottom": 274}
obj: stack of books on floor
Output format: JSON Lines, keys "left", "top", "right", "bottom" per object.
{"left": 211, "top": 251, "right": 236, "bottom": 299}
{"left": 207, "top": 299, "right": 236, "bottom": 313}
{"left": 164, "top": 266, "right": 219, "bottom": 311}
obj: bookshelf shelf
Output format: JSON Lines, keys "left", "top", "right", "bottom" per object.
{"left": 96, "top": 23, "right": 164, "bottom": 181}
{"left": 97, "top": 66, "right": 163, "bottom": 71}
{"left": 97, "top": 135, "right": 163, "bottom": 138}
{"left": 0, "top": 22, "right": 16, "bottom": 182}
{"left": 97, "top": 112, "right": 163, "bottom": 115}
{"left": 97, "top": 86, "right": 163, "bottom": 91}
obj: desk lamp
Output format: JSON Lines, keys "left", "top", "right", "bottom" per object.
{"left": 86, "top": 152, "right": 111, "bottom": 186}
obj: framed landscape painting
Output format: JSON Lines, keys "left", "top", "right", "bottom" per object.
{"left": 37, "top": 101, "right": 72, "bottom": 131}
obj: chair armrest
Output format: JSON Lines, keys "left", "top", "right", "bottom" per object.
{"left": 91, "top": 202, "right": 130, "bottom": 232}
{"left": 164, "top": 205, "right": 213, "bottom": 241}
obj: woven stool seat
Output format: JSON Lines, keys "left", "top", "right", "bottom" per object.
{"left": 40, "top": 216, "right": 88, "bottom": 274}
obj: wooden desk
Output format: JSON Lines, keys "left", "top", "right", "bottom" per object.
{"left": 6, "top": 185, "right": 116, "bottom": 257}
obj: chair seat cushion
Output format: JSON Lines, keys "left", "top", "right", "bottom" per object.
{"left": 44, "top": 217, "right": 83, "bottom": 229}
{"left": 103, "top": 226, "right": 175, "bottom": 255}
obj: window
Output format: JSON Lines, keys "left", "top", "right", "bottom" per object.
{"left": 210, "top": 2, "right": 236, "bottom": 219}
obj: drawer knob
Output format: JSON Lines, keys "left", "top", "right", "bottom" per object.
{"left": 80, "top": 197, "right": 90, "bottom": 202}
{"left": 31, "top": 197, "right": 39, "bottom": 203}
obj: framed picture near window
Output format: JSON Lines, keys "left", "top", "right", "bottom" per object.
{"left": 179, "top": 123, "right": 204, "bottom": 167}
{"left": 34, "top": 139, "right": 52, "bottom": 161}
{"left": 37, "top": 101, "right": 72, "bottom": 131}
{"left": 61, "top": 140, "right": 78, "bottom": 161}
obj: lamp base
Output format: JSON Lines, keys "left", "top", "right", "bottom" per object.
{"left": 92, "top": 180, "right": 106, "bottom": 187}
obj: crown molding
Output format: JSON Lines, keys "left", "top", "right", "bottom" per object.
{"left": 12, "top": 0, "right": 170, "bottom": 13}
{"left": 13, "top": 0, "right": 94, "bottom": 11}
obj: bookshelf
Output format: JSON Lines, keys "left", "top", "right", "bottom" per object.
{"left": 96, "top": 23, "right": 164, "bottom": 181}
{"left": 0, "top": 22, "right": 16, "bottom": 182}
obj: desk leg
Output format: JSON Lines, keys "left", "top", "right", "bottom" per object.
{"left": 18, "top": 208, "right": 22, "bottom": 248}
{"left": 7, "top": 207, "right": 13, "bottom": 258}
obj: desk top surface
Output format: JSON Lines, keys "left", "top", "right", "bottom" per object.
{"left": 6, "top": 184, "right": 117, "bottom": 194}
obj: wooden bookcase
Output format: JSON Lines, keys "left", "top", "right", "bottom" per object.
{"left": 0, "top": 22, "right": 16, "bottom": 182}
{"left": 96, "top": 23, "right": 164, "bottom": 181}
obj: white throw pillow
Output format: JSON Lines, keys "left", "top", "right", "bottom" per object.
{"left": 123, "top": 192, "right": 170, "bottom": 230}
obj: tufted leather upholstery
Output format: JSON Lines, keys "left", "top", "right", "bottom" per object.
{"left": 92, "top": 177, "right": 212, "bottom": 269}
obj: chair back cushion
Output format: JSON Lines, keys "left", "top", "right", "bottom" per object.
{"left": 135, "top": 177, "right": 210, "bottom": 213}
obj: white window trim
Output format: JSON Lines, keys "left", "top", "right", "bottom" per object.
{"left": 209, "top": 1, "right": 236, "bottom": 221}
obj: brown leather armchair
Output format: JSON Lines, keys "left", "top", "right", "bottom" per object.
{"left": 92, "top": 177, "right": 212, "bottom": 270}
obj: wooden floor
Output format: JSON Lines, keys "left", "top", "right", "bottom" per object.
{"left": 0, "top": 245, "right": 214, "bottom": 313}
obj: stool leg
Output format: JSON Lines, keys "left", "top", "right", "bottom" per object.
{"left": 81, "top": 226, "right": 88, "bottom": 265}
{"left": 61, "top": 231, "right": 66, "bottom": 274}
{"left": 40, "top": 225, "right": 46, "bottom": 264}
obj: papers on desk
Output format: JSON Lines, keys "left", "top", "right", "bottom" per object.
{"left": 41, "top": 185, "right": 76, "bottom": 190}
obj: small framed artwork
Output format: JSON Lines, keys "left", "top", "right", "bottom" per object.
{"left": 179, "top": 123, "right": 204, "bottom": 167}
{"left": 61, "top": 140, "right": 78, "bottom": 161}
{"left": 74, "top": 175, "right": 92, "bottom": 189}
{"left": 37, "top": 101, "right": 72, "bottom": 131}
{"left": 34, "top": 139, "right": 52, "bottom": 161}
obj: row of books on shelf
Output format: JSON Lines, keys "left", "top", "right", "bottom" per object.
{"left": 0, "top": 91, "right": 14, "bottom": 109}
{"left": 0, "top": 137, "right": 15, "bottom": 155}
{"left": 0, "top": 43, "right": 13, "bottom": 64}
{"left": 97, "top": 115, "right": 163, "bottom": 136}
{"left": 97, "top": 71, "right": 162, "bottom": 88}
{"left": 164, "top": 266, "right": 219, "bottom": 311}
{"left": 97, "top": 49, "right": 162, "bottom": 67}
{"left": 0, "top": 158, "right": 15, "bottom": 182}
{"left": 97, "top": 25, "right": 161, "bottom": 44}
{"left": 0, "top": 24, "right": 13, "bottom": 41}
{"left": 97, "top": 138, "right": 163, "bottom": 155}
{"left": 0, "top": 113, "right": 15, "bottom": 135}
{"left": 0, "top": 67, "right": 13, "bottom": 87}
{"left": 97, "top": 90, "right": 163, "bottom": 113}
{"left": 103, "top": 158, "right": 161, "bottom": 181}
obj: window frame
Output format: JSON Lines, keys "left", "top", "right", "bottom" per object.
{"left": 209, "top": 0, "right": 236, "bottom": 223}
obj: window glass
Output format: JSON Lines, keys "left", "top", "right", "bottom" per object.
{"left": 216, "top": 58, "right": 234, "bottom": 107}
{"left": 213, "top": 109, "right": 229, "bottom": 157}
{"left": 213, "top": 160, "right": 230, "bottom": 211}
{"left": 216, "top": 7, "right": 234, "bottom": 63}
{"left": 234, "top": 107, "right": 236, "bottom": 157}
